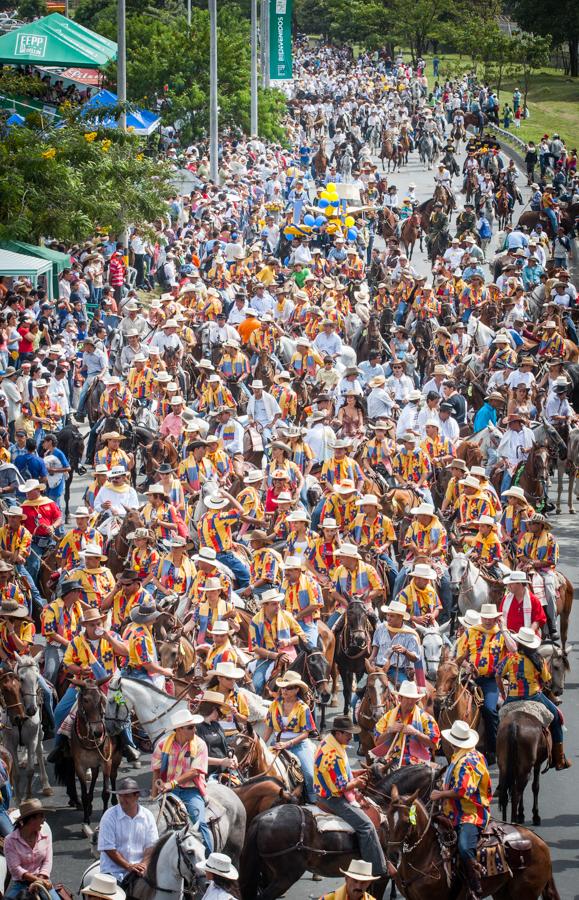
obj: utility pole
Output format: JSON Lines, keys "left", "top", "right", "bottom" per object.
{"left": 263, "top": 0, "right": 270, "bottom": 88}
{"left": 117, "top": 0, "right": 127, "bottom": 132}
{"left": 187, "top": 0, "right": 191, "bottom": 29}
{"left": 250, "top": 0, "right": 258, "bottom": 136}
{"left": 209, "top": 0, "right": 219, "bottom": 183}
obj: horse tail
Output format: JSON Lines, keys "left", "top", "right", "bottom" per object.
{"left": 52, "top": 754, "right": 74, "bottom": 790}
{"left": 239, "top": 817, "right": 263, "bottom": 897}
{"left": 499, "top": 716, "right": 517, "bottom": 819}
{"left": 542, "top": 876, "right": 562, "bottom": 900}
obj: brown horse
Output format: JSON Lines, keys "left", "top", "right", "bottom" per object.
{"left": 144, "top": 437, "right": 179, "bottom": 487}
{"left": 54, "top": 681, "right": 121, "bottom": 824}
{"left": 496, "top": 187, "right": 511, "bottom": 229}
{"left": 464, "top": 168, "right": 478, "bottom": 202}
{"left": 254, "top": 349, "right": 275, "bottom": 390}
{"left": 379, "top": 207, "right": 398, "bottom": 240}
{"left": 106, "top": 508, "right": 144, "bottom": 575}
{"left": 234, "top": 774, "right": 301, "bottom": 825}
{"left": 435, "top": 650, "right": 482, "bottom": 760}
{"left": 386, "top": 788, "right": 560, "bottom": 900}
{"left": 381, "top": 487, "right": 422, "bottom": 522}
{"left": 516, "top": 445, "right": 550, "bottom": 513}
{"left": 356, "top": 668, "right": 396, "bottom": 756}
{"left": 497, "top": 708, "right": 549, "bottom": 826}
{"left": 381, "top": 136, "right": 400, "bottom": 172}
{"left": 400, "top": 213, "right": 422, "bottom": 260}
{"left": 312, "top": 145, "right": 328, "bottom": 180}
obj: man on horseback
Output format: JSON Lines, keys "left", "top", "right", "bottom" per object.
{"left": 313, "top": 715, "right": 387, "bottom": 878}
{"left": 320, "top": 859, "right": 380, "bottom": 900}
{"left": 515, "top": 513, "right": 560, "bottom": 642}
{"left": 98, "top": 777, "right": 158, "bottom": 883}
{"left": 372, "top": 679, "right": 439, "bottom": 764}
{"left": 431, "top": 720, "right": 491, "bottom": 900}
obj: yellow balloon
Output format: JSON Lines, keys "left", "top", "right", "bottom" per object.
{"left": 327, "top": 192, "right": 339, "bottom": 202}
{"left": 345, "top": 216, "right": 355, "bottom": 227}
{"left": 320, "top": 191, "right": 330, "bottom": 200}
{"left": 327, "top": 222, "right": 338, "bottom": 234}
{"left": 326, "top": 182, "right": 336, "bottom": 192}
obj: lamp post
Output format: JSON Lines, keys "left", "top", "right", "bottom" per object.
{"left": 209, "top": 0, "right": 218, "bottom": 183}
{"left": 117, "top": 0, "right": 127, "bottom": 132}
{"left": 187, "top": 0, "right": 191, "bottom": 28}
{"left": 250, "top": 0, "right": 258, "bottom": 136}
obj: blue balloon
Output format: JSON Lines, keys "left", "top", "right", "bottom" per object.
{"left": 315, "top": 215, "right": 326, "bottom": 227}
{"left": 318, "top": 199, "right": 329, "bottom": 209}
{"left": 347, "top": 227, "right": 358, "bottom": 240}
{"left": 330, "top": 199, "right": 340, "bottom": 206}
{"left": 303, "top": 214, "right": 315, "bottom": 227}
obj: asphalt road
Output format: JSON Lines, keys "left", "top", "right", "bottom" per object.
{"left": 36, "top": 142, "right": 579, "bottom": 900}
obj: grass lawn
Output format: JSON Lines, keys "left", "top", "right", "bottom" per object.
{"left": 416, "top": 50, "right": 579, "bottom": 146}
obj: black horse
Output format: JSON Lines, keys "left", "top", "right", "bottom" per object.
{"left": 56, "top": 424, "right": 86, "bottom": 521}
{"left": 239, "top": 764, "right": 441, "bottom": 900}
{"left": 335, "top": 598, "right": 375, "bottom": 715}
{"left": 289, "top": 642, "right": 332, "bottom": 730}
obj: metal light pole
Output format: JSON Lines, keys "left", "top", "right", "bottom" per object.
{"left": 259, "top": 0, "right": 266, "bottom": 84}
{"left": 263, "top": 0, "right": 270, "bottom": 88}
{"left": 187, "top": 0, "right": 191, "bottom": 29}
{"left": 250, "top": 0, "right": 258, "bottom": 136}
{"left": 209, "top": 0, "right": 219, "bottom": 183}
{"left": 117, "top": 0, "right": 127, "bottom": 132}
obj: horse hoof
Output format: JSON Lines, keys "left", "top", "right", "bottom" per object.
{"left": 570, "top": 509, "right": 575, "bottom": 515}
{"left": 330, "top": 697, "right": 338, "bottom": 708}
{"left": 533, "top": 815, "right": 541, "bottom": 826}
{"left": 42, "top": 787, "right": 54, "bottom": 796}
{"left": 555, "top": 508, "right": 561, "bottom": 515}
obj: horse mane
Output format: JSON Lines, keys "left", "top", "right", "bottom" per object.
{"left": 144, "top": 830, "right": 174, "bottom": 879}
{"left": 242, "top": 774, "right": 287, "bottom": 788}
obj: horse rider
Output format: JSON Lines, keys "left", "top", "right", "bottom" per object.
{"left": 313, "top": 715, "right": 388, "bottom": 878}
{"left": 372, "top": 679, "right": 439, "bottom": 764}
{"left": 515, "top": 513, "right": 560, "bottom": 641}
{"left": 369, "top": 600, "right": 421, "bottom": 686}
{"left": 319, "top": 859, "right": 381, "bottom": 900}
{"left": 499, "top": 570, "right": 547, "bottom": 636}
{"left": 496, "top": 627, "right": 571, "bottom": 770}
{"left": 431, "top": 719, "right": 492, "bottom": 900}
{"left": 151, "top": 707, "right": 214, "bottom": 855}
{"left": 98, "top": 777, "right": 159, "bottom": 884}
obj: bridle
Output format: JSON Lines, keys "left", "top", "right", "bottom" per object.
{"left": 0, "top": 668, "right": 26, "bottom": 719}
{"left": 15, "top": 661, "right": 40, "bottom": 715}
{"left": 340, "top": 599, "right": 372, "bottom": 659}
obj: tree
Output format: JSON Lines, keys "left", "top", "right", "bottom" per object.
{"left": 508, "top": 31, "right": 551, "bottom": 108}
{"left": 17, "top": 0, "right": 47, "bottom": 18}
{"left": 0, "top": 115, "right": 172, "bottom": 243}
{"left": 510, "top": 0, "right": 579, "bottom": 77}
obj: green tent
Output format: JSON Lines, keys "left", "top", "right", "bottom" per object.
{"left": 0, "top": 13, "right": 116, "bottom": 67}
{"left": 0, "top": 241, "right": 71, "bottom": 296}
{"left": 0, "top": 248, "right": 54, "bottom": 298}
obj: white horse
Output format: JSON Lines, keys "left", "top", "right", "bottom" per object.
{"left": 449, "top": 550, "right": 510, "bottom": 614}
{"left": 415, "top": 622, "right": 452, "bottom": 680}
{"left": 105, "top": 673, "right": 190, "bottom": 745}
{"left": 468, "top": 422, "right": 503, "bottom": 464}
{"left": 1, "top": 655, "right": 52, "bottom": 802}
{"left": 467, "top": 315, "right": 495, "bottom": 350}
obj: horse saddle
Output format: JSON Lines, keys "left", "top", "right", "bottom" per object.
{"left": 498, "top": 698, "right": 554, "bottom": 728}
{"left": 306, "top": 804, "right": 355, "bottom": 834}
{"left": 435, "top": 817, "right": 532, "bottom": 881}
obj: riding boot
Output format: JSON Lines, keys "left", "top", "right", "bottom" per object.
{"left": 544, "top": 608, "right": 560, "bottom": 643}
{"left": 553, "top": 742, "right": 572, "bottom": 771}
{"left": 464, "top": 859, "right": 483, "bottom": 900}
{"left": 119, "top": 730, "right": 141, "bottom": 763}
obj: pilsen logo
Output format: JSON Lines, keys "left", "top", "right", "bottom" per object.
{"left": 15, "top": 34, "right": 47, "bottom": 58}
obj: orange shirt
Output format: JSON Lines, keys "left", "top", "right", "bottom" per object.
{"left": 237, "top": 317, "right": 261, "bottom": 344}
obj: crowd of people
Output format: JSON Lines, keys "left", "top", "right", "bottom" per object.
{"left": 0, "top": 41, "right": 574, "bottom": 900}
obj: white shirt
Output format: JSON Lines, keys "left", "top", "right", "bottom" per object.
{"left": 386, "top": 374, "right": 413, "bottom": 403}
{"left": 201, "top": 884, "right": 237, "bottom": 900}
{"left": 150, "top": 331, "right": 183, "bottom": 353}
{"left": 396, "top": 402, "right": 421, "bottom": 439}
{"left": 506, "top": 370, "right": 535, "bottom": 391}
{"left": 304, "top": 423, "right": 335, "bottom": 464}
{"left": 48, "top": 376, "right": 70, "bottom": 416}
{"left": 496, "top": 426, "right": 535, "bottom": 468}
{"left": 439, "top": 414, "right": 460, "bottom": 445}
{"left": 215, "top": 418, "right": 245, "bottom": 456}
{"left": 94, "top": 484, "right": 140, "bottom": 515}
{"left": 98, "top": 803, "right": 158, "bottom": 881}
{"left": 313, "top": 331, "right": 343, "bottom": 358}
{"left": 228, "top": 304, "right": 247, "bottom": 325}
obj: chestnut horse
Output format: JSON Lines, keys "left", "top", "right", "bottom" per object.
{"left": 435, "top": 649, "right": 483, "bottom": 760}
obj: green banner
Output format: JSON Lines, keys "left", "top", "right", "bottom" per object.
{"left": 269, "top": 0, "right": 292, "bottom": 81}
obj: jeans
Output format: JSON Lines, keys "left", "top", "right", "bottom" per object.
{"left": 54, "top": 684, "right": 77, "bottom": 731}
{"left": 250, "top": 658, "right": 272, "bottom": 695}
{"left": 300, "top": 620, "right": 319, "bottom": 648}
{"left": 457, "top": 822, "right": 480, "bottom": 862}
{"left": 544, "top": 207, "right": 558, "bottom": 236}
{"left": 25, "top": 539, "right": 53, "bottom": 586}
{"left": 171, "top": 787, "right": 213, "bottom": 855}
{"left": 476, "top": 675, "right": 499, "bottom": 754}
{"left": 5, "top": 883, "right": 60, "bottom": 900}
{"left": 564, "top": 314, "right": 578, "bottom": 345}
{"left": 321, "top": 795, "right": 387, "bottom": 876}
{"left": 44, "top": 644, "right": 64, "bottom": 686}
{"left": 16, "top": 562, "right": 44, "bottom": 611}
{"left": 310, "top": 497, "right": 325, "bottom": 532}
{"left": 378, "top": 553, "right": 398, "bottom": 595}
{"left": 0, "top": 808, "right": 12, "bottom": 837}
{"left": 38, "top": 673, "right": 55, "bottom": 731}
{"left": 500, "top": 469, "right": 512, "bottom": 498}
{"left": 287, "top": 738, "right": 316, "bottom": 801}
{"left": 216, "top": 550, "right": 249, "bottom": 588}
{"left": 77, "top": 374, "right": 97, "bottom": 416}
{"left": 386, "top": 665, "right": 409, "bottom": 684}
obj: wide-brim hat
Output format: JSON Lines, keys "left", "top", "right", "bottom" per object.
{"left": 442, "top": 719, "right": 479, "bottom": 750}
{"left": 369, "top": 419, "right": 395, "bottom": 432}
{"left": 332, "top": 715, "right": 361, "bottom": 735}
{"left": 80, "top": 607, "right": 106, "bottom": 625}
{"left": 458, "top": 609, "right": 481, "bottom": 628}
{"left": 112, "top": 777, "right": 146, "bottom": 796}
{"left": 479, "top": 603, "right": 501, "bottom": 619}
{"left": 205, "top": 495, "right": 230, "bottom": 509}
{"left": 410, "top": 502, "right": 435, "bottom": 517}
{"left": 209, "top": 661, "right": 245, "bottom": 679}
{"left": 130, "top": 602, "right": 161, "bottom": 624}
{"left": 504, "top": 570, "right": 528, "bottom": 585}
{"left": 412, "top": 563, "right": 436, "bottom": 580}
{"left": 276, "top": 671, "right": 308, "bottom": 691}
{"left": 0, "top": 601, "right": 28, "bottom": 619}
{"left": 502, "top": 486, "right": 526, "bottom": 501}
{"left": 196, "top": 852, "right": 238, "bottom": 881}
{"left": 446, "top": 459, "right": 467, "bottom": 472}
{"left": 514, "top": 627, "right": 541, "bottom": 650}
{"left": 169, "top": 708, "right": 204, "bottom": 730}
{"left": 381, "top": 600, "right": 410, "bottom": 621}
{"left": 14, "top": 798, "right": 49, "bottom": 826}
{"left": 339, "top": 860, "right": 380, "bottom": 882}
{"left": 395, "top": 680, "right": 425, "bottom": 700}
{"left": 335, "top": 542, "right": 361, "bottom": 560}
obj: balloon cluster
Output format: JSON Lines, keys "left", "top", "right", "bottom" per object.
{"left": 283, "top": 182, "right": 358, "bottom": 241}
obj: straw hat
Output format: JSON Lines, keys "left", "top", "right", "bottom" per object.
{"left": 412, "top": 563, "right": 436, "bottom": 580}
{"left": 205, "top": 495, "right": 230, "bottom": 509}
{"left": 335, "top": 543, "right": 361, "bottom": 560}
{"left": 207, "top": 621, "right": 230, "bottom": 636}
{"left": 502, "top": 486, "right": 526, "bottom": 501}
{"left": 479, "top": 603, "right": 501, "bottom": 619}
{"left": 258, "top": 588, "right": 284, "bottom": 605}
{"left": 339, "top": 860, "right": 379, "bottom": 883}
{"left": 459, "top": 475, "right": 480, "bottom": 489}
{"left": 514, "top": 627, "right": 541, "bottom": 650}
{"left": 14, "top": 798, "right": 49, "bottom": 826}
{"left": 503, "top": 571, "right": 528, "bottom": 585}
{"left": 474, "top": 515, "right": 495, "bottom": 527}
{"left": 276, "top": 670, "right": 308, "bottom": 691}
{"left": 356, "top": 494, "right": 379, "bottom": 507}
{"left": 441, "top": 719, "right": 479, "bottom": 750}
{"left": 209, "top": 661, "right": 244, "bottom": 680}
{"left": 333, "top": 479, "right": 356, "bottom": 496}
{"left": 410, "top": 502, "right": 435, "bottom": 517}
{"left": 199, "top": 689, "right": 228, "bottom": 706}
{"left": 380, "top": 600, "right": 410, "bottom": 620}
{"left": 199, "top": 577, "right": 223, "bottom": 593}
{"left": 170, "top": 708, "right": 203, "bottom": 729}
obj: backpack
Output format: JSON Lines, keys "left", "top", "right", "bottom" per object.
{"left": 479, "top": 219, "right": 492, "bottom": 240}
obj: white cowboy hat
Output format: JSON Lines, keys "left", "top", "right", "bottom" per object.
{"left": 207, "top": 621, "right": 230, "bottom": 636}
{"left": 271, "top": 491, "right": 293, "bottom": 504}
{"left": 196, "top": 852, "right": 238, "bottom": 881}
{"left": 282, "top": 555, "right": 303, "bottom": 569}
{"left": 395, "top": 680, "right": 425, "bottom": 699}
{"left": 286, "top": 509, "right": 309, "bottom": 522}
{"left": 192, "top": 547, "right": 218, "bottom": 564}
{"left": 412, "top": 563, "right": 436, "bottom": 580}
{"left": 320, "top": 517, "right": 339, "bottom": 529}
{"left": 503, "top": 571, "right": 528, "bottom": 585}
{"left": 83, "top": 542, "right": 106, "bottom": 558}
{"left": 514, "top": 626, "right": 541, "bottom": 650}
{"left": 400, "top": 432, "right": 417, "bottom": 443}
{"left": 204, "top": 495, "right": 230, "bottom": 509}
{"left": 19, "top": 479, "right": 44, "bottom": 493}
{"left": 356, "top": 494, "right": 379, "bottom": 507}
{"left": 82, "top": 873, "right": 126, "bottom": 900}
{"left": 244, "top": 469, "right": 264, "bottom": 484}
{"left": 469, "top": 466, "right": 487, "bottom": 479}
{"left": 210, "top": 661, "right": 245, "bottom": 679}
{"left": 479, "top": 603, "right": 501, "bottom": 619}
{"left": 442, "top": 719, "right": 479, "bottom": 750}
{"left": 258, "top": 588, "right": 284, "bottom": 604}
{"left": 252, "top": 380, "right": 264, "bottom": 390}
{"left": 199, "top": 577, "right": 222, "bottom": 592}
{"left": 407, "top": 389, "right": 422, "bottom": 402}
{"left": 276, "top": 670, "right": 308, "bottom": 691}
{"left": 458, "top": 609, "right": 481, "bottom": 628}
{"left": 339, "top": 860, "right": 380, "bottom": 882}
{"left": 410, "top": 502, "right": 435, "bottom": 517}
{"left": 474, "top": 515, "right": 495, "bottom": 527}
{"left": 333, "top": 479, "right": 357, "bottom": 495}
{"left": 502, "top": 486, "right": 526, "bottom": 501}
{"left": 335, "top": 543, "right": 361, "bottom": 560}
{"left": 169, "top": 708, "right": 203, "bottom": 730}
{"left": 459, "top": 475, "right": 480, "bottom": 489}
{"left": 380, "top": 600, "right": 410, "bottom": 620}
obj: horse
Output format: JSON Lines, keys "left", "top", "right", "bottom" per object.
{"left": 312, "top": 144, "right": 329, "bottom": 181}
{"left": 85, "top": 378, "right": 105, "bottom": 426}
{"left": 54, "top": 680, "right": 121, "bottom": 824}
{"left": 0, "top": 655, "right": 52, "bottom": 802}
{"left": 386, "top": 788, "right": 560, "bottom": 900}
{"left": 496, "top": 187, "right": 511, "bottom": 229}
{"left": 254, "top": 349, "right": 276, "bottom": 389}
{"left": 415, "top": 621, "right": 452, "bottom": 681}
{"left": 380, "top": 136, "right": 400, "bottom": 172}
{"left": 435, "top": 648, "right": 483, "bottom": 760}
{"left": 400, "top": 213, "right": 422, "bottom": 260}
{"left": 230, "top": 726, "right": 304, "bottom": 793}
{"left": 516, "top": 444, "right": 551, "bottom": 513}
{"left": 449, "top": 549, "right": 506, "bottom": 615}
{"left": 497, "top": 708, "right": 550, "bottom": 826}
{"left": 418, "top": 133, "right": 436, "bottom": 170}
{"left": 464, "top": 168, "right": 478, "bottom": 203}
{"left": 106, "top": 508, "right": 144, "bottom": 575}
{"left": 56, "top": 424, "right": 86, "bottom": 522}
{"left": 234, "top": 774, "right": 301, "bottom": 824}
{"left": 433, "top": 183, "right": 455, "bottom": 214}
{"left": 552, "top": 423, "right": 579, "bottom": 515}
{"left": 334, "top": 598, "right": 374, "bottom": 715}
{"left": 288, "top": 634, "right": 334, "bottom": 729}
{"left": 356, "top": 668, "right": 396, "bottom": 756}
{"left": 105, "top": 673, "right": 189, "bottom": 745}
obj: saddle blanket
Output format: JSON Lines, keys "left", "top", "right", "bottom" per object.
{"left": 306, "top": 805, "right": 354, "bottom": 834}
{"left": 498, "top": 699, "right": 553, "bottom": 727}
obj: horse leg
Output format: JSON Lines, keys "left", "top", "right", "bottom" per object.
{"left": 258, "top": 859, "right": 307, "bottom": 900}
{"left": 531, "top": 761, "right": 541, "bottom": 826}
{"left": 568, "top": 465, "right": 575, "bottom": 514}
{"left": 556, "top": 461, "right": 563, "bottom": 514}
{"left": 36, "top": 728, "right": 53, "bottom": 795}
{"left": 330, "top": 661, "right": 339, "bottom": 706}
{"left": 102, "top": 761, "right": 111, "bottom": 813}
{"left": 341, "top": 667, "right": 353, "bottom": 716}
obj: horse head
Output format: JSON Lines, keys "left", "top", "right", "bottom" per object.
{"left": 0, "top": 665, "right": 25, "bottom": 723}
{"left": 434, "top": 647, "right": 458, "bottom": 703}
{"left": 414, "top": 622, "right": 451, "bottom": 681}
{"left": 387, "top": 785, "right": 423, "bottom": 847}
{"left": 449, "top": 549, "right": 469, "bottom": 593}
{"left": 541, "top": 641, "right": 570, "bottom": 696}
{"left": 76, "top": 680, "right": 107, "bottom": 742}
{"left": 342, "top": 599, "right": 371, "bottom": 656}
{"left": 301, "top": 645, "right": 332, "bottom": 705}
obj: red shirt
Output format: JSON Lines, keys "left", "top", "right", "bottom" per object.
{"left": 21, "top": 499, "right": 61, "bottom": 537}
{"left": 108, "top": 254, "right": 126, "bottom": 287}
{"left": 17, "top": 326, "right": 34, "bottom": 354}
{"left": 500, "top": 590, "right": 546, "bottom": 633}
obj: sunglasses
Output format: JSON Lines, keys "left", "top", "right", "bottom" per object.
{"left": 281, "top": 685, "right": 299, "bottom": 690}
